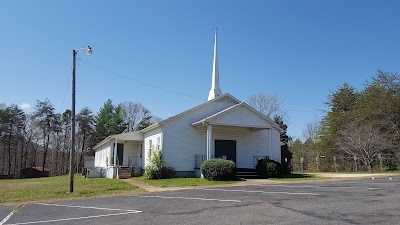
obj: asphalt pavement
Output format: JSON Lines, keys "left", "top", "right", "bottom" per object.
{"left": 1, "top": 176, "right": 399, "bottom": 225}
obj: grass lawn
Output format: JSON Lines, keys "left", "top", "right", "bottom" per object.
{"left": 132, "top": 177, "right": 238, "bottom": 187}
{"left": 0, "top": 175, "right": 144, "bottom": 205}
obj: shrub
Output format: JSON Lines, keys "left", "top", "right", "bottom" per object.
{"left": 160, "top": 167, "right": 175, "bottom": 179}
{"left": 143, "top": 148, "right": 163, "bottom": 179}
{"left": 143, "top": 148, "right": 175, "bottom": 179}
{"left": 201, "top": 159, "right": 236, "bottom": 181}
{"left": 280, "top": 161, "right": 292, "bottom": 174}
{"left": 256, "top": 159, "right": 282, "bottom": 178}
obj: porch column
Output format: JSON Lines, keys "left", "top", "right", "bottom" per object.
{"left": 268, "top": 129, "right": 272, "bottom": 159}
{"left": 114, "top": 139, "right": 117, "bottom": 166}
{"left": 207, "top": 124, "right": 213, "bottom": 160}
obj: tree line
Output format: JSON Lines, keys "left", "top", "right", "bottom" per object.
{"left": 0, "top": 99, "right": 160, "bottom": 178}
{"left": 291, "top": 71, "right": 400, "bottom": 172}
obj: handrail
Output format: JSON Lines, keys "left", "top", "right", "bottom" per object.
{"left": 253, "top": 156, "right": 269, "bottom": 167}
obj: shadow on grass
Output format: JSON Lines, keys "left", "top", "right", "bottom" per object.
{"left": 267, "top": 173, "right": 323, "bottom": 181}
{"left": 281, "top": 173, "right": 315, "bottom": 178}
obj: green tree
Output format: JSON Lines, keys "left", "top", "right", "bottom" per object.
{"left": 274, "top": 115, "right": 292, "bottom": 172}
{"left": 94, "top": 100, "right": 127, "bottom": 143}
{"left": 76, "top": 107, "right": 95, "bottom": 171}
{"left": 137, "top": 108, "right": 152, "bottom": 131}
{"left": 320, "top": 83, "right": 359, "bottom": 159}
{"left": 320, "top": 71, "right": 400, "bottom": 171}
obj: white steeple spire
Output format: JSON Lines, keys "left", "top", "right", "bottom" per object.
{"left": 208, "top": 28, "right": 222, "bottom": 101}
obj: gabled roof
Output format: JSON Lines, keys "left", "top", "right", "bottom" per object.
{"left": 192, "top": 102, "right": 284, "bottom": 132}
{"left": 140, "top": 93, "right": 241, "bottom": 133}
{"left": 93, "top": 131, "right": 143, "bottom": 150}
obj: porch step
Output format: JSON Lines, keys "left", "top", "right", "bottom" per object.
{"left": 118, "top": 167, "right": 132, "bottom": 179}
{"left": 236, "top": 168, "right": 260, "bottom": 179}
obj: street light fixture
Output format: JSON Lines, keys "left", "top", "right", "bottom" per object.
{"left": 70, "top": 46, "right": 92, "bottom": 193}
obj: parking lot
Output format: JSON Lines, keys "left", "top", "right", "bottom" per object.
{"left": 1, "top": 177, "right": 399, "bottom": 225}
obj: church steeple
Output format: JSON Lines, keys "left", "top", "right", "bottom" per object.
{"left": 208, "top": 28, "right": 222, "bottom": 101}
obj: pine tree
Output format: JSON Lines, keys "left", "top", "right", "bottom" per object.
{"left": 94, "top": 100, "right": 127, "bottom": 143}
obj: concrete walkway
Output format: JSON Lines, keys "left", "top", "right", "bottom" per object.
{"left": 122, "top": 179, "right": 192, "bottom": 192}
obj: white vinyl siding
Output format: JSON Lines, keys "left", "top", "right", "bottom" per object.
{"left": 94, "top": 143, "right": 112, "bottom": 168}
{"left": 163, "top": 125, "right": 280, "bottom": 171}
{"left": 213, "top": 126, "right": 275, "bottom": 168}
{"left": 143, "top": 127, "right": 162, "bottom": 169}
{"left": 270, "top": 129, "right": 282, "bottom": 162}
{"left": 141, "top": 94, "right": 281, "bottom": 173}
{"left": 122, "top": 141, "right": 141, "bottom": 166}
{"left": 210, "top": 105, "right": 274, "bottom": 128}
{"left": 161, "top": 101, "right": 238, "bottom": 171}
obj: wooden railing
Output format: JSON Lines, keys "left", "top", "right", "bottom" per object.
{"left": 253, "top": 156, "right": 269, "bottom": 167}
{"left": 128, "top": 156, "right": 142, "bottom": 168}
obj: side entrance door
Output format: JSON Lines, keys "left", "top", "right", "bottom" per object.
{"left": 117, "top": 143, "right": 124, "bottom": 165}
{"left": 215, "top": 140, "right": 236, "bottom": 163}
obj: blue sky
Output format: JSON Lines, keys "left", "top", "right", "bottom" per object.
{"left": 1, "top": 1, "right": 399, "bottom": 140}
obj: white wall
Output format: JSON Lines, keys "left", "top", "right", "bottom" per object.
{"left": 211, "top": 105, "right": 274, "bottom": 128}
{"left": 270, "top": 129, "right": 282, "bottom": 162}
{"left": 145, "top": 99, "right": 281, "bottom": 173}
{"left": 94, "top": 143, "right": 111, "bottom": 168}
{"left": 213, "top": 126, "right": 275, "bottom": 168}
{"left": 143, "top": 127, "right": 162, "bottom": 169}
{"left": 161, "top": 101, "right": 237, "bottom": 172}
{"left": 122, "top": 141, "right": 141, "bottom": 166}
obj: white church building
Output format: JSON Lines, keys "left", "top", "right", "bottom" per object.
{"left": 91, "top": 32, "right": 283, "bottom": 178}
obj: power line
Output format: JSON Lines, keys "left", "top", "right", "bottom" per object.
{"left": 78, "top": 59, "right": 205, "bottom": 101}
{"left": 59, "top": 66, "right": 72, "bottom": 114}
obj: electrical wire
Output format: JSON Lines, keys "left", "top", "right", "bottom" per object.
{"left": 78, "top": 59, "right": 205, "bottom": 101}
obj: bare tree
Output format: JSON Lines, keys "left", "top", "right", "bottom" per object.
{"left": 303, "top": 121, "right": 320, "bottom": 142}
{"left": 337, "top": 122, "right": 392, "bottom": 171}
{"left": 248, "top": 92, "right": 287, "bottom": 120}
{"left": 120, "top": 102, "right": 154, "bottom": 132}
{"left": 32, "top": 99, "right": 56, "bottom": 171}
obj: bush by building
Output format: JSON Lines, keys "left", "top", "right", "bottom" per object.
{"left": 201, "top": 158, "right": 236, "bottom": 181}
{"left": 256, "top": 159, "right": 282, "bottom": 178}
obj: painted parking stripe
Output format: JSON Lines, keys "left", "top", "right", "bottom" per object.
{"left": 0, "top": 205, "right": 22, "bottom": 225}
{"left": 137, "top": 195, "right": 241, "bottom": 202}
{"left": 5, "top": 203, "right": 142, "bottom": 225}
{"left": 37, "top": 203, "right": 139, "bottom": 212}
{"left": 258, "top": 184, "right": 381, "bottom": 190}
{"left": 202, "top": 188, "right": 320, "bottom": 196}
{"left": 6, "top": 211, "right": 141, "bottom": 225}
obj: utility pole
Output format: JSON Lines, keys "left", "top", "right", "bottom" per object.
{"left": 70, "top": 49, "right": 76, "bottom": 193}
{"left": 70, "top": 46, "right": 92, "bottom": 193}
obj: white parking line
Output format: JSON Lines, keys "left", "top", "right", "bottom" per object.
{"left": 137, "top": 195, "right": 241, "bottom": 202}
{"left": 0, "top": 205, "right": 22, "bottom": 225}
{"left": 6, "top": 211, "right": 141, "bottom": 225}
{"left": 258, "top": 184, "right": 381, "bottom": 190}
{"left": 202, "top": 188, "right": 320, "bottom": 196}
{"left": 5, "top": 203, "right": 142, "bottom": 225}
{"left": 37, "top": 203, "right": 139, "bottom": 212}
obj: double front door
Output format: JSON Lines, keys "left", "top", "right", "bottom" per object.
{"left": 215, "top": 140, "right": 236, "bottom": 163}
